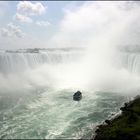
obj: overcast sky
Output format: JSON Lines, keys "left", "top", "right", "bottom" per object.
{"left": 0, "top": 1, "right": 140, "bottom": 50}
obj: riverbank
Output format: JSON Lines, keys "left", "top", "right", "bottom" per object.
{"left": 93, "top": 95, "right": 140, "bottom": 140}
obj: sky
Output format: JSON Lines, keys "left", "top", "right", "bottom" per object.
{"left": 0, "top": 1, "right": 140, "bottom": 50}
{"left": 0, "top": 1, "right": 84, "bottom": 49}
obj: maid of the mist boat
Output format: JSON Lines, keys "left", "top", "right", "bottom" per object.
{"left": 73, "top": 91, "right": 82, "bottom": 101}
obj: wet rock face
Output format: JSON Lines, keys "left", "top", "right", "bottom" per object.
{"left": 73, "top": 91, "right": 82, "bottom": 101}
{"left": 94, "top": 96, "right": 140, "bottom": 140}
{"left": 105, "top": 120, "right": 111, "bottom": 125}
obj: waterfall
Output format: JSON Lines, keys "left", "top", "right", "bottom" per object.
{"left": 120, "top": 52, "right": 140, "bottom": 74}
{"left": 0, "top": 49, "right": 83, "bottom": 74}
{"left": 1, "top": 48, "right": 140, "bottom": 92}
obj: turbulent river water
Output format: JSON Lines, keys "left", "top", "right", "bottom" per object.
{"left": 0, "top": 48, "right": 139, "bottom": 139}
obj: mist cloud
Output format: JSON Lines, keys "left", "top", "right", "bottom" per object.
{"left": 49, "top": 1, "right": 140, "bottom": 49}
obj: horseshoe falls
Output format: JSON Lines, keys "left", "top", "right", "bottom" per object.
{"left": 0, "top": 47, "right": 140, "bottom": 139}
{"left": 1, "top": 1, "right": 140, "bottom": 139}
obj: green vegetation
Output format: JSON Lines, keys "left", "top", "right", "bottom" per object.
{"left": 94, "top": 96, "right": 140, "bottom": 140}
